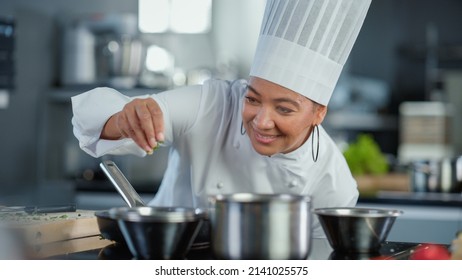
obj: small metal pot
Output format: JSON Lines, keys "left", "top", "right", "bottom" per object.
{"left": 410, "top": 156, "right": 462, "bottom": 193}
{"left": 209, "top": 193, "right": 312, "bottom": 260}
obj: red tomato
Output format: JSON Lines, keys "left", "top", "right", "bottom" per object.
{"left": 410, "top": 243, "right": 451, "bottom": 260}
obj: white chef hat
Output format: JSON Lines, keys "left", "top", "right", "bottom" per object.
{"left": 250, "top": 0, "right": 371, "bottom": 106}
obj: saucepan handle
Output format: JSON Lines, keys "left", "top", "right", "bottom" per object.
{"left": 100, "top": 160, "right": 146, "bottom": 208}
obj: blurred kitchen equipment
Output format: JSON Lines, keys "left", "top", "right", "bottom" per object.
{"left": 61, "top": 22, "right": 95, "bottom": 86}
{"left": 315, "top": 207, "right": 403, "bottom": 253}
{"left": 0, "top": 17, "right": 15, "bottom": 90}
{"left": 109, "top": 206, "right": 206, "bottom": 260}
{"left": 0, "top": 17, "right": 14, "bottom": 109}
{"left": 443, "top": 71, "right": 462, "bottom": 156}
{"left": 209, "top": 193, "right": 312, "bottom": 260}
{"left": 330, "top": 75, "right": 390, "bottom": 113}
{"left": 60, "top": 13, "right": 145, "bottom": 88}
{"left": 410, "top": 156, "right": 462, "bottom": 193}
{"left": 94, "top": 33, "right": 145, "bottom": 89}
{"left": 398, "top": 101, "right": 454, "bottom": 164}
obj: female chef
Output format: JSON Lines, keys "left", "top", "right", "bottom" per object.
{"left": 71, "top": 0, "right": 372, "bottom": 238}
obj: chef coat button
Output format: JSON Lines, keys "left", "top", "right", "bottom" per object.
{"left": 288, "top": 180, "right": 298, "bottom": 188}
{"left": 234, "top": 142, "right": 240, "bottom": 149}
{"left": 217, "top": 182, "right": 224, "bottom": 189}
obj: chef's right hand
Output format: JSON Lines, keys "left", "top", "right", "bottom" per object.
{"left": 101, "top": 98, "right": 164, "bottom": 154}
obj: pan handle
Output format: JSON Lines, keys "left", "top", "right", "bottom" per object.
{"left": 100, "top": 160, "right": 146, "bottom": 208}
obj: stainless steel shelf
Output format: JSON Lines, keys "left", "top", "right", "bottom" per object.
{"left": 324, "top": 112, "right": 398, "bottom": 131}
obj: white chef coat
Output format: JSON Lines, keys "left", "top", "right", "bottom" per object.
{"left": 71, "top": 79, "right": 358, "bottom": 238}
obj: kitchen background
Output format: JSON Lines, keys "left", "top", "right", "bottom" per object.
{"left": 1, "top": 0, "right": 462, "bottom": 244}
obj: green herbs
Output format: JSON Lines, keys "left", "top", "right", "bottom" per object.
{"left": 343, "top": 134, "right": 389, "bottom": 176}
{"left": 0, "top": 212, "right": 70, "bottom": 223}
{"left": 148, "top": 141, "right": 164, "bottom": 155}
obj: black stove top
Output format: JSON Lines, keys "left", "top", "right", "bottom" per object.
{"left": 53, "top": 240, "right": 425, "bottom": 260}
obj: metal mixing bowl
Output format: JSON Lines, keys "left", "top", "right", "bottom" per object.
{"left": 109, "top": 206, "right": 206, "bottom": 259}
{"left": 314, "top": 207, "right": 403, "bottom": 253}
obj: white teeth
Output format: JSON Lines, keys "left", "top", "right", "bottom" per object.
{"left": 256, "top": 133, "right": 275, "bottom": 139}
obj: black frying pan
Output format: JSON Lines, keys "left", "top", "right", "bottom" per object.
{"left": 95, "top": 210, "right": 125, "bottom": 244}
{"left": 96, "top": 160, "right": 211, "bottom": 249}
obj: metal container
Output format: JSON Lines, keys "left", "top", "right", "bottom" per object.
{"left": 209, "top": 193, "right": 312, "bottom": 260}
{"left": 410, "top": 156, "right": 462, "bottom": 193}
{"left": 315, "top": 207, "right": 403, "bottom": 253}
{"left": 109, "top": 206, "right": 206, "bottom": 260}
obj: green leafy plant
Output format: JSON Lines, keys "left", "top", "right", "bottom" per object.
{"left": 343, "top": 134, "right": 389, "bottom": 176}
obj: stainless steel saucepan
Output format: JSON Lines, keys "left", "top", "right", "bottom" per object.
{"left": 209, "top": 193, "right": 312, "bottom": 260}
{"left": 410, "top": 156, "right": 462, "bottom": 193}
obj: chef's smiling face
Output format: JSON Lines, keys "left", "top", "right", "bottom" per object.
{"left": 242, "top": 77, "right": 327, "bottom": 156}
